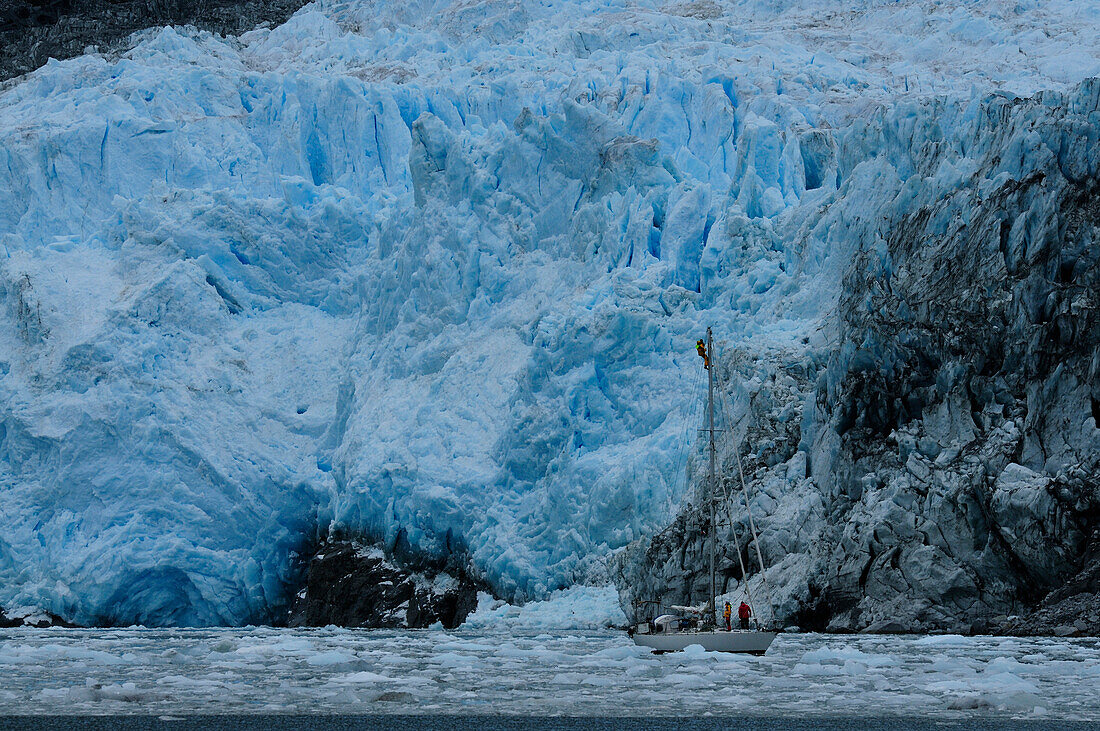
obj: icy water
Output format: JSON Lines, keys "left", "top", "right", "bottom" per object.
{"left": 1, "top": 629, "right": 1098, "bottom": 721}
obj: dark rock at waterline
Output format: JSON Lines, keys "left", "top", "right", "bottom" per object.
{"left": 0, "top": 0, "right": 310, "bottom": 82}
{"left": 0, "top": 609, "right": 78, "bottom": 628}
{"left": 287, "top": 541, "right": 481, "bottom": 629}
{"left": 1001, "top": 539, "right": 1100, "bottom": 637}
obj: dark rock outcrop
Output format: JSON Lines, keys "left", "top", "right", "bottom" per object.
{"left": 287, "top": 539, "right": 482, "bottom": 629}
{"left": 0, "top": 609, "right": 78, "bottom": 628}
{"left": 1001, "top": 535, "right": 1100, "bottom": 637}
{"left": 0, "top": 0, "right": 310, "bottom": 82}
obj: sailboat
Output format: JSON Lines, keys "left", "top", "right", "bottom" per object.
{"left": 630, "top": 328, "right": 778, "bottom": 655}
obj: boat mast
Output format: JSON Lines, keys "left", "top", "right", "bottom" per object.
{"left": 706, "top": 327, "right": 717, "bottom": 628}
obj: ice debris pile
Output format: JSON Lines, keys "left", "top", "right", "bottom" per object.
{"left": 0, "top": 0, "right": 1098, "bottom": 625}
{"left": 463, "top": 585, "right": 626, "bottom": 631}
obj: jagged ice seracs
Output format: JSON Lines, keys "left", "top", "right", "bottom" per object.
{"left": 0, "top": 0, "right": 1098, "bottom": 625}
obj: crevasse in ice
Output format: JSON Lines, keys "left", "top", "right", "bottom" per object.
{"left": 0, "top": 0, "right": 1098, "bottom": 624}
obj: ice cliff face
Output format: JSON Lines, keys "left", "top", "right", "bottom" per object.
{"left": 0, "top": 0, "right": 1098, "bottom": 626}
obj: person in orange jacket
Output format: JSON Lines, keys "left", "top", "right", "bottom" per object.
{"left": 738, "top": 601, "right": 752, "bottom": 629}
{"left": 696, "top": 339, "right": 709, "bottom": 368}
{"left": 723, "top": 601, "right": 732, "bottom": 631}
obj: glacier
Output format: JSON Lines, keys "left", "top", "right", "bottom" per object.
{"left": 0, "top": 0, "right": 1098, "bottom": 626}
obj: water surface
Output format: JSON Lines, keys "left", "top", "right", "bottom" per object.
{"left": 1, "top": 629, "right": 1097, "bottom": 720}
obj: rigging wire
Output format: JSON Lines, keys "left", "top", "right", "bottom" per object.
{"left": 712, "top": 343, "right": 777, "bottom": 628}
{"left": 702, "top": 356, "right": 753, "bottom": 614}
{"left": 664, "top": 360, "right": 704, "bottom": 522}
{"left": 718, "top": 451, "right": 752, "bottom": 613}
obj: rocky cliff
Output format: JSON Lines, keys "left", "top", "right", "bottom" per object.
{"left": 287, "top": 538, "right": 482, "bottom": 629}
{"left": 615, "top": 78, "right": 1100, "bottom": 636}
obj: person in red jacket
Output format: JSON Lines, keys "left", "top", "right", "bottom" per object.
{"left": 738, "top": 601, "right": 752, "bottom": 629}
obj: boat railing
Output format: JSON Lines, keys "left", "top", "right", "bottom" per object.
{"left": 632, "top": 600, "right": 710, "bottom": 633}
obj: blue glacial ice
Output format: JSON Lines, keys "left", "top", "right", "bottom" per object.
{"left": 0, "top": 0, "right": 1099, "bottom": 624}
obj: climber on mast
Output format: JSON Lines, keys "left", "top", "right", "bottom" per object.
{"left": 696, "top": 339, "right": 709, "bottom": 368}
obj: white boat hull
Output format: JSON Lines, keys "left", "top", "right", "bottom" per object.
{"left": 633, "top": 630, "right": 777, "bottom": 655}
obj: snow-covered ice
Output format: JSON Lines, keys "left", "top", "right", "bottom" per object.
{"left": 1, "top": 0, "right": 1100, "bottom": 624}
{"left": 0, "top": 629, "right": 1098, "bottom": 719}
